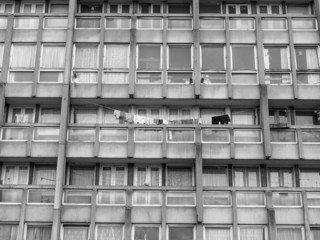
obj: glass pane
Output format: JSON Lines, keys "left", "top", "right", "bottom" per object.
{"left": 74, "top": 45, "right": 98, "bottom": 69}
{"left": 200, "top": 3, "right": 221, "bottom": 13}
{"left": 270, "top": 130, "right": 296, "bottom": 142}
{"left": 50, "top": 4, "right": 69, "bottom": 13}
{"left": 137, "top": 18, "right": 162, "bottom": 29}
{"left": 40, "top": 108, "right": 60, "bottom": 123}
{"left": 106, "top": 18, "right": 130, "bottom": 28}
{"left": 302, "top": 131, "right": 320, "bottom": 143}
{"left": 168, "top": 130, "right": 194, "bottom": 142}
{"left": 264, "top": 47, "right": 289, "bottom": 70}
{"left": 232, "top": 74, "right": 257, "bottom": 84}
{"left": 273, "top": 192, "right": 301, "bottom": 206}
{"left": 201, "top": 73, "right": 226, "bottom": 84}
{"left": 169, "top": 46, "right": 191, "bottom": 69}
{"left": 44, "top": 18, "right": 68, "bottom": 28}
{"left": 168, "top": 4, "right": 190, "bottom": 14}
{"left": 0, "top": 225, "right": 18, "bottom": 240}
{"left": 287, "top": 4, "right": 310, "bottom": 15}
{"left": 28, "top": 189, "right": 55, "bottom": 204}
{"left": 34, "top": 128, "right": 60, "bottom": 141}
{"left": 201, "top": 46, "right": 224, "bottom": 71}
{"left": 234, "top": 130, "right": 261, "bottom": 143}
{"left": 167, "top": 167, "right": 193, "bottom": 186}
{"left": 133, "top": 191, "right": 161, "bottom": 205}
{"left": 14, "top": 18, "right": 39, "bottom": 28}
{"left": 306, "top": 192, "right": 320, "bottom": 206}
{"left": 168, "top": 19, "right": 192, "bottom": 29}
{"left": 231, "top": 109, "right": 255, "bottom": 125}
{"left": 203, "top": 191, "right": 232, "bottom": 206}
{"left": 300, "top": 170, "right": 320, "bottom": 187}
{"left": 136, "top": 72, "right": 162, "bottom": 83}
{"left": 202, "top": 130, "right": 229, "bottom": 142}
{"left": 97, "top": 226, "right": 123, "bottom": 240}
{"left": 297, "top": 73, "right": 320, "bottom": 84}
{"left": 277, "top": 228, "right": 303, "bottom": 240}
{"left": 240, "top": 228, "right": 264, "bottom": 240}
{"left": 74, "top": 109, "right": 97, "bottom": 123}
{"left": 265, "top": 73, "right": 291, "bottom": 84}
{"left": 203, "top": 167, "right": 228, "bottom": 186}
{"left": 100, "top": 129, "right": 127, "bottom": 142}
{"left": 39, "top": 72, "right": 64, "bottom": 83}
{"left": 104, "top": 45, "right": 129, "bottom": 69}
{"left": 80, "top": 3, "right": 102, "bottom": 13}
{"left": 167, "top": 72, "right": 193, "bottom": 84}
{"left": 33, "top": 165, "right": 56, "bottom": 185}
{"left": 26, "top": 226, "right": 51, "bottom": 240}
{"left": 97, "top": 190, "right": 126, "bottom": 205}
{"left": 295, "top": 48, "right": 319, "bottom": 70}
{"left": 261, "top": 19, "right": 287, "bottom": 30}
{"left": 0, "top": 18, "right": 8, "bottom": 28}
{"left": 168, "top": 227, "right": 193, "bottom": 240}
{"left": 134, "top": 227, "right": 159, "bottom": 240}
{"left": 135, "top": 129, "right": 162, "bottom": 142}
{"left": 76, "top": 18, "right": 100, "bottom": 28}
{"left": 0, "top": 190, "right": 23, "bottom": 203}
{"left": 70, "top": 167, "right": 94, "bottom": 186}
{"left": 63, "top": 227, "right": 88, "bottom": 240}
{"left": 9, "top": 71, "right": 34, "bottom": 83}
{"left": 296, "top": 111, "right": 314, "bottom": 125}
{"left": 10, "top": 45, "right": 36, "bottom": 68}
{"left": 232, "top": 46, "right": 255, "bottom": 70}
{"left": 237, "top": 192, "right": 265, "bottom": 206}
{"left": 292, "top": 19, "right": 317, "bottom": 29}
{"left": 200, "top": 19, "right": 224, "bottom": 29}
{"left": 228, "top": 6, "right": 236, "bottom": 14}
{"left": 64, "top": 191, "right": 92, "bottom": 204}
{"left": 68, "top": 129, "right": 95, "bottom": 141}
{"left": 138, "top": 45, "right": 161, "bottom": 70}
{"left": 167, "top": 192, "right": 195, "bottom": 205}
{"left": 103, "top": 73, "right": 129, "bottom": 83}
{"left": 230, "top": 19, "right": 254, "bottom": 30}
{"left": 2, "top": 128, "right": 29, "bottom": 140}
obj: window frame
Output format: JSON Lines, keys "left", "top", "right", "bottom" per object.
{"left": 136, "top": 44, "right": 163, "bottom": 70}
{"left": 203, "top": 191, "right": 232, "bottom": 207}
{"left": 134, "top": 164, "right": 162, "bottom": 187}
{"left": 139, "top": 3, "right": 162, "bottom": 14}
{"left": 79, "top": 2, "right": 104, "bottom": 13}
{"left": 67, "top": 165, "right": 95, "bottom": 186}
{"left": 286, "top": 4, "right": 311, "bottom": 15}
{"left": 1, "top": 163, "right": 30, "bottom": 185}
{"left": 204, "top": 226, "right": 233, "bottom": 240}
{"left": 132, "top": 224, "right": 161, "bottom": 240}
{"left": 202, "top": 166, "right": 229, "bottom": 187}
{"left": 294, "top": 46, "right": 320, "bottom": 71}
{"left": 166, "top": 165, "right": 194, "bottom": 187}
{"left": 167, "top": 18, "right": 193, "bottom": 30}
{"left": 48, "top": 2, "right": 69, "bottom": 14}
{"left": 134, "top": 128, "right": 163, "bottom": 143}
{"left": 20, "top": 2, "right": 45, "bottom": 13}
{"left": 96, "top": 190, "right": 126, "bottom": 206}
{"left": 272, "top": 192, "right": 303, "bottom": 208}
{"left": 132, "top": 191, "right": 162, "bottom": 206}
{"left": 258, "top": 4, "right": 282, "bottom": 14}
{"left": 270, "top": 129, "right": 297, "bottom": 144}
{"left": 230, "top": 45, "right": 257, "bottom": 71}
{"left": 136, "top": 17, "right": 163, "bottom": 30}
{"left": 27, "top": 189, "right": 55, "bottom": 205}
{"left": 166, "top": 192, "right": 196, "bottom": 207}
{"left": 199, "top": 18, "right": 225, "bottom": 30}
{"left": 167, "top": 225, "right": 195, "bottom": 240}
{"left": 292, "top": 18, "right": 318, "bottom": 31}
{"left": 167, "top": 128, "right": 195, "bottom": 143}
{"left": 276, "top": 226, "right": 305, "bottom": 240}
{"left": 229, "top": 18, "right": 255, "bottom": 30}
{"left": 167, "top": 45, "right": 194, "bottom": 70}
{"left": 62, "top": 225, "right": 89, "bottom": 240}
{"left": 233, "top": 129, "right": 263, "bottom": 144}
{"left": 267, "top": 167, "right": 295, "bottom": 187}
{"left": 261, "top": 18, "right": 288, "bottom": 31}
{"left": 236, "top": 191, "right": 266, "bottom": 207}
{"left": 226, "top": 4, "right": 251, "bottom": 14}
{"left": 105, "top": 17, "right": 131, "bottom": 29}
{"left": 0, "top": 2, "right": 15, "bottom": 13}
{"left": 1, "top": 127, "right": 30, "bottom": 141}
{"left": 238, "top": 226, "right": 268, "bottom": 240}
{"left": 95, "top": 224, "right": 124, "bottom": 240}
{"left": 99, "top": 128, "right": 128, "bottom": 142}
{"left": 201, "top": 129, "right": 230, "bottom": 143}
{"left": 7, "top": 105, "right": 36, "bottom": 124}
{"left": 233, "top": 167, "right": 260, "bottom": 187}
{"left": 33, "top": 127, "right": 60, "bottom": 142}
{"left": 75, "top": 17, "right": 101, "bottom": 29}
{"left": 99, "top": 165, "right": 128, "bottom": 186}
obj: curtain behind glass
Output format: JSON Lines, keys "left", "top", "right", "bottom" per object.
{"left": 203, "top": 167, "right": 228, "bottom": 187}
{"left": 232, "top": 109, "right": 255, "bottom": 125}
{"left": 4, "top": 166, "right": 28, "bottom": 184}
{"left": 41, "top": 45, "right": 65, "bottom": 68}
{"left": 0, "top": 44, "right": 4, "bottom": 68}
{"left": 312, "top": 229, "right": 320, "bottom": 240}
{"left": 240, "top": 228, "right": 264, "bottom": 240}
{"left": 0, "top": 225, "right": 18, "bottom": 240}
{"left": 167, "top": 167, "right": 192, "bottom": 186}
{"left": 70, "top": 167, "right": 94, "bottom": 185}
{"left": 74, "top": 45, "right": 98, "bottom": 68}
{"left": 97, "top": 226, "right": 122, "bottom": 240}
{"left": 40, "top": 108, "right": 61, "bottom": 123}
{"left": 104, "top": 45, "right": 128, "bottom": 69}
{"left": 277, "top": 228, "right": 302, "bottom": 240}
{"left": 26, "top": 226, "right": 51, "bottom": 240}
{"left": 206, "top": 228, "right": 231, "bottom": 240}
{"left": 33, "top": 165, "right": 56, "bottom": 185}
{"left": 10, "top": 45, "right": 36, "bottom": 68}
{"left": 64, "top": 227, "right": 88, "bottom": 240}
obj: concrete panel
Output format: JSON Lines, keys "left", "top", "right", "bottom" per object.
{"left": 105, "top": 30, "right": 130, "bottom": 42}
{"left": 268, "top": 85, "right": 294, "bottom": 99}
{"left": 166, "top": 207, "right": 197, "bottom": 223}
{"left": 293, "top": 32, "right": 320, "bottom": 44}
{"left": 135, "top": 85, "right": 162, "bottom": 98}
{"left": 200, "top": 85, "right": 228, "bottom": 99}
{"left": 136, "top": 30, "right": 163, "bottom": 43}
{"left": 131, "top": 207, "right": 162, "bottom": 223}
{"left": 36, "top": 84, "right": 63, "bottom": 98}
{"left": 297, "top": 85, "right": 320, "bottom": 99}
{"left": 0, "top": 205, "right": 21, "bottom": 221}
{"left": 302, "top": 145, "right": 320, "bottom": 159}
{"left": 101, "top": 84, "right": 129, "bottom": 98}
{"left": 271, "top": 144, "right": 299, "bottom": 159}
{"left": 134, "top": 143, "right": 162, "bottom": 158}
{"left": 31, "top": 142, "right": 59, "bottom": 157}
{"left": 42, "top": 30, "right": 67, "bottom": 42}
{"left": 95, "top": 206, "right": 126, "bottom": 222}
{"left": 70, "top": 84, "right": 98, "bottom": 98}
{"left": 0, "top": 142, "right": 28, "bottom": 157}
{"left": 202, "top": 144, "right": 231, "bottom": 159}
{"left": 5, "top": 83, "right": 33, "bottom": 97}
{"left": 234, "top": 144, "right": 264, "bottom": 159}
{"left": 25, "top": 205, "right": 54, "bottom": 221}
{"left": 167, "top": 30, "right": 193, "bottom": 43}
{"left": 167, "top": 143, "right": 195, "bottom": 159}
{"left": 232, "top": 85, "right": 260, "bottom": 99}
{"left": 73, "top": 30, "right": 100, "bottom": 42}
{"left": 166, "top": 85, "right": 194, "bottom": 99}
{"left": 12, "top": 30, "right": 38, "bottom": 42}
{"left": 237, "top": 208, "right": 268, "bottom": 224}
{"left": 98, "top": 143, "right": 128, "bottom": 158}
{"left": 262, "top": 31, "right": 289, "bottom": 44}
{"left": 229, "top": 31, "right": 256, "bottom": 44}
{"left": 274, "top": 208, "right": 304, "bottom": 224}
{"left": 66, "top": 142, "right": 95, "bottom": 158}
{"left": 308, "top": 208, "right": 320, "bottom": 224}
{"left": 203, "top": 207, "right": 233, "bottom": 224}
{"left": 200, "top": 30, "right": 226, "bottom": 43}
{"left": 61, "top": 206, "right": 91, "bottom": 222}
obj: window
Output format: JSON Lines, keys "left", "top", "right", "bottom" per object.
{"left": 1, "top": 128, "right": 29, "bottom": 141}
{"left": 135, "top": 165, "right": 161, "bottom": 186}
{"left": 268, "top": 168, "right": 294, "bottom": 187}
{"left": 292, "top": 19, "right": 317, "bottom": 30}
{"left": 306, "top": 193, "right": 320, "bottom": 207}
{"left": 203, "top": 191, "right": 232, "bottom": 206}
{"left": 229, "top": 19, "right": 255, "bottom": 30}
{"left": 103, "top": 44, "right": 129, "bottom": 84}
{"left": 295, "top": 110, "right": 316, "bottom": 126}
{"left": 134, "top": 129, "right": 162, "bottom": 142}
{"left": 301, "top": 131, "right": 320, "bottom": 143}
{"left": 76, "top": 18, "right": 100, "bottom": 28}
{"left": 106, "top": 18, "right": 131, "bottom": 29}
{"left": 137, "top": 45, "right": 161, "bottom": 70}
{"left": 200, "top": 18, "right": 224, "bottom": 30}
{"left": 26, "top": 225, "right": 51, "bottom": 240}
{"left": 69, "top": 166, "right": 94, "bottom": 186}
{"left": 28, "top": 189, "right": 54, "bottom": 204}
{"left": 297, "top": 73, "right": 320, "bottom": 84}
{"left": 167, "top": 129, "right": 195, "bottom": 142}
{"left": 0, "top": 225, "right": 18, "bottom": 240}
{"left": 63, "top": 226, "right": 88, "bottom": 240}
{"left": 14, "top": 17, "right": 39, "bottom": 29}
{"left": 203, "top": 167, "right": 228, "bottom": 187}
{"left": 168, "top": 226, "right": 194, "bottom": 240}
{"left": 100, "top": 129, "right": 128, "bottom": 142}
{"left": 133, "top": 191, "right": 162, "bottom": 206}
{"left": 239, "top": 227, "right": 265, "bottom": 240}
{"left": 44, "top": 17, "right": 68, "bottom": 28}
{"left": 202, "top": 129, "right": 230, "bottom": 143}
{"left": 136, "top": 108, "right": 161, "bottom": 119}
{"left": 273, "top": 192, "right": 302, "bottom": 206}
{"left": 133, "top": 225, "right": 160, "bottom": 240}
{"left": 264, "top": 46, "right": 290, "bottom": 71}
{"left": 2, "top": 164, "right": 28, "bottom": 184}
{"left": 234, "top": 130, "right": 262, "bottom": 143}
{"left": 311, "top": 228, "right": 320, "bottom": 240}
{"left": 237, "top": 192, "right": 265, "bottom": 206}
{"left": 80, "top": 2, "right": 103, "bottom": 13}
{"left": 258, "top": 4, "right": 282, "bottom": 14}
{"left": 227, "top": 5, "right": 251, "bottom": 14}
{"left": 167, "top": 4, "right": 191, "bottom": 14}
{"left": 261, "top": 19, "right": 287, "bottom": 30}
{"left": 167, "top": 166, "right": 193, "bottom": 186}
{"left": 287, "top": 4, "right": 310, "bottom": 15}
{"left": 168, "top": 108, "right": 192, "bottom": 121}
{"left": 33, "top": 165, "right": 56, "bottom": 185}
{"left": 167, "top": 192, "right": 196, "bottom": 206}
{"left": 109, "top": 4, "right": 130, "bottom": 14}
{"left": 277, "top": 227, "right": 303, "bottom": 240}
{"left": 137, "top": 18, "right": 162, "bottom": 29}
{"left": 68, "top": 128, "right": 95, "bottom": 141}
{"left": 9, "top": 44, "right": 36, "bottom": 83}
{"left": 199, "top": 1, "right": 221, "bottom": 14}
{"left": 139, "top": 3, "right": 161, "bottom": 14}
{"left": 72, "top": 107, "right": 98, "bottom": 124}
{"left": 96, "top": 225, "right": 123, "bottom": 240}
{"left": 101, "top": 166, "right": 126, "bottom": 186}
{"left": 21, "top": 3, "right": 44, "bottom": 13}
{"left": 73, "top": 44, "right": 98, "bottom": 83}
{"left": 270, "top": 130, "right": 297, "bottom": 143}
{"left": 233, "top": 167, "right": 259, "bottom": 187}
{"left": 40, "top": 45, "right": 65, "bottom": 83}
{"left": 295, "top": 47, "right": 320, "bottom": 70}
{"left": 103, "top": 107, "right": 128, "bottom": 123}
{"left": 231, "top": 109, "right": 256, "bottom": 125}
{"left": 40, "top": 108, "right": 61, "bottom": 123}
{"left": 97, "top": 190, "right": 125, "bottom": 205}
{"left": 8, "top": 106, "right": 35, "bottom": 123}
{"left": 0, "top": 3, "right": 14, "bottom": 13}
{"left": 200, "top": 108, "right": 225, "bottom": 124}
{"left": 0, "top": 189, "right": 23, "bottom": 203}
{"left": 300, "top": 169, "right": 320, "bottom": 187}
{"left": 0, "top": 17, "right": 7, "bottom": 28}
{"left": 168, "top": 19, "right": 192, "bottom": 29}
{"left": 269, "top": 109, "right": 290, "bottom": 125}
{"left": 205, "top": 227, "right": 231, "bottom": 240}
{"left": 64, "top": 190, "right": 92, "bottom": 204}
{"left": 49, "top": 3, "right": 68, "bottom": 13}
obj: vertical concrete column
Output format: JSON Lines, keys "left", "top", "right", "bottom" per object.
{"left": 162, "top": 1, "right": 168, "bottom": 98}
{"left": 255, "top": 16, "right": 266, "bottom": 85}
{"left": 266, "top": 191, "right": 277, "bottom": 240}
{"left": 124, "top": 189, "right": 133, "bottom": 240}
{"left": 161, "top": 190, "right": 167, "bottom": 240}
{"left": 128, "top": 1, "right": 137, "bottom": 98}
{"left": 88, "top": 188, "right": 97, "bottom": 240}
{"left": 195, "top": 126, "right": 203, "bottom": 224}
{"left": 302, "top": 191, "right": 311, "bottom": 240}
{"left": 162, "top": 126, "right": 167, "bottom": 158}
{"left": 50, "top": 0, "right": 76, "bottom": 240}
{"left": 287, "top": 17, "right": 298, "bottom": 99}
{"left": 17, "top": 188, "right": 28, "bottom": 240}
{"left": 127, "top": 125, "right": 135, "bottom": 157}
{"left": 225, "top": 17, "right": 232, "bottom": 99}
{"left": 296, "top": 128, "right": 304, "bottom": 159}
{"left": 193, "top": 0, "right": 201, "bottom": 97}
{"left": 97, "top": 16, "right": 105, "bottom": 98}
{"left": 260, "top": 84, "right": 271, "bottom": 158}
{"left": 231, "top": 190, "right": 238, "bottom": 240}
